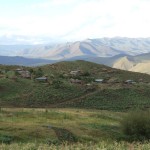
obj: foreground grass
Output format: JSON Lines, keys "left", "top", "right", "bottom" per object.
{"left": 1, "top": 108, "right": 150, "bottom": 149}
{"left": 1, "top": 141, "right": 150, "bottom": 150}
{"left": 0, "top": 108, "right": 124, "bottom": 144}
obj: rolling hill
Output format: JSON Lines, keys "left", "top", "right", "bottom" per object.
{"left": 0, "top": 60, "right": 150, "bottom": 109}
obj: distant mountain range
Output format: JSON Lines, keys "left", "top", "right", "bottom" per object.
{"left": 0, "top": 37, "right": 150, "bottom": 74}
{"left": 0, "top": 56, "right": 57, "bottom": 66}
{"left": 1, "top": 37, "right": 150, "bottom": 59}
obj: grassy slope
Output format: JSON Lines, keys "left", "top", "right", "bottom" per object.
{"left": 0, "top": 60, "right": 150, "bottom": 109}
{"left": 64, "top": 86, "right": 150, "bottom": 111}
{"left": 0, "top": 108, "right": 150, "bottom": 149}
{"left": 0, "top": 108, "right": 128, "bottom": 143}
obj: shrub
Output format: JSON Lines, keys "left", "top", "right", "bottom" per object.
{"left": 120, "top": 110, "right": 150, "bottom": 141}
{"left": 81, "top": 71, "right": 90, "bottom": 76}
{"left": 52, "top": 79, "right": 63, "bottom": 89}
{"left": 0, "top": 135, "right": 13, "bottom": 144}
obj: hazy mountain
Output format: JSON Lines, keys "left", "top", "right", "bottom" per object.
{"left": 133, "top": 53, "right": 150, "bottom": 63}
{"left": 1, "top": 37, "right": 150, "bottom": 70}
{"left": 113, "top": 56, "right": 135, "bottom": 70}
{"left": 129, "top": 62, "right": 150, "bottom": 74}
{"left": 0, "top": 44, "right": 59, "bottom": 58}
{"left": 84, "top": 54, "right": 129, "bottom": 66}
{"left": 0, "top": 56, "right": 57, "bottom": 66}
{"left": 43, "top": 37, "right": 150, "bottom": 59}
{"left": 112, "top": 52, "right": 150, "bottom": 74}
{"left": 1, "top": 37, "right": 150, "bottom": 60}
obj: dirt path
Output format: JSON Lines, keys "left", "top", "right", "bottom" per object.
{"left": 49, "top": 90, "right": 98, "bottom": 108}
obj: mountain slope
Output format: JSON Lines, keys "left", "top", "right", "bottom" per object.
{"left": 0, "top": 56, "right": 56, "bottom": 66}
{"left": 133, "top": 53, "right": 150, "bottom": 63}
{"left": 112, "top": 53, "right": 150, "bottom": 74}
{"left": 85, "top": 54, "right": 130, "bottom": 66}
{"left": 1, "top": 37, "right": 150, "bottom": 60}
{"left": 43, "top": 41, "right": 121, "bottom": 59}
{"left": 129, "top": 62, "right": 150, "bottom": 74}
{"left": 43, "top": 37, "right": 150, "bottom": 59}
{"left": 113, "top": 56, "right": 135, "bottom": 70}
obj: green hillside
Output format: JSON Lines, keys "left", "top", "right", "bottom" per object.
{"left": 0, "top": 60, "right": 150, "bottom": 109}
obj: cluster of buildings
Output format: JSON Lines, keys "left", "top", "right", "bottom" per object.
{"left": 0, "top": 67, "right": 142, "bottom": 85}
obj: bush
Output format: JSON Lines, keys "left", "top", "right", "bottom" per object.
{"left": 81, "top": 71, "right": 90, "bottom": 76}
{"left": 52, "top": 79, "right": 63, "bottom": 89}
{"left": 120, "top": 110, "right": 150, "bottom": 141}
{"left": 0, "top": 135, "right": 13, "bottom": 144}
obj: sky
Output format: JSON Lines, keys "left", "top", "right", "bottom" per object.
{"left": 0, "top": 0, "right": 150, "bottom": 42}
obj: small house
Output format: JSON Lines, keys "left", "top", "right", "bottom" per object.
{"left": 35, "top": 76, "right": 48, "bottom": 82}
{"left": 0, "top": 74, "right": 5, "bottom": 78}
{"left": 15, "top": 68, "right": 31, "bottom": 78}
{"left": 102, "top": 68, "right": 108, "bottom": 72}
{"left": 70, "top": 70, "right": 81, "bottom": 76}
{"left": 16, "top": 68, "right": 23, "bottom": 72}
{"left": 125, "top": 80, "right": 136, "bottom": 84}
{"left": 17, "top": 70, "right": 31, "bottom": 78}
{"left": 21, "top": 71, "right": 31, "bottom": 78}
{"left": 139, "top": 78, "right": 143, "bottom": 82}
{"left": 70, "top": 78, "right": 82, "bottom": 84}
{"left": 95, "top": 79, "right": 104, "bottom": 83}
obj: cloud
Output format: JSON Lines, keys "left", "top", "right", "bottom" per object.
{"left": 0, "top": 0, "right": 150, "bottom": 42}
{"left": 30, "top": 0, "right": 77, "bottom": 9}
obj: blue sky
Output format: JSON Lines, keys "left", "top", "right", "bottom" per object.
{"left": 0, "top": 0, "right": 150, "bottom": 42}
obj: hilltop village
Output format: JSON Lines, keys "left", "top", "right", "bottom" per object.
{"left": 0, "top": 63, "right": 148, "bottom": 87}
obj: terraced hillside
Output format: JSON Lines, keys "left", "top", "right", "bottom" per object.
{"left": 0, "top": 60, "right": 150, "bottom": 109}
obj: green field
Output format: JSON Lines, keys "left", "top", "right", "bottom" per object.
{"left": 0, "top": 108, "right": 123, "bottom": 142}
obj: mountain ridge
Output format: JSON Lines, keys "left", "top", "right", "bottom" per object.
{"left": 112, "top": 53, "right": 150, "bottom": 74}
{"left": 1, "top": 37, "right": 150, "bottom": 59}
{"left": 0, "top": 56, "right": 57, "bottom": 66}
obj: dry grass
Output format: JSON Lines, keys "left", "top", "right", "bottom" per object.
{"left": 0, "top": 141, "right": 150, "bottom": 150}
{"left": 0, "top": 108, "right": 123, "bottom": 144}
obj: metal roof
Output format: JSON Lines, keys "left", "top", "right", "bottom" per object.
{"left": 95, "top": 79, "right": 104, "bottom": 82}
{"left": 36, "top": 77, "right": 47, "bottom": 80}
